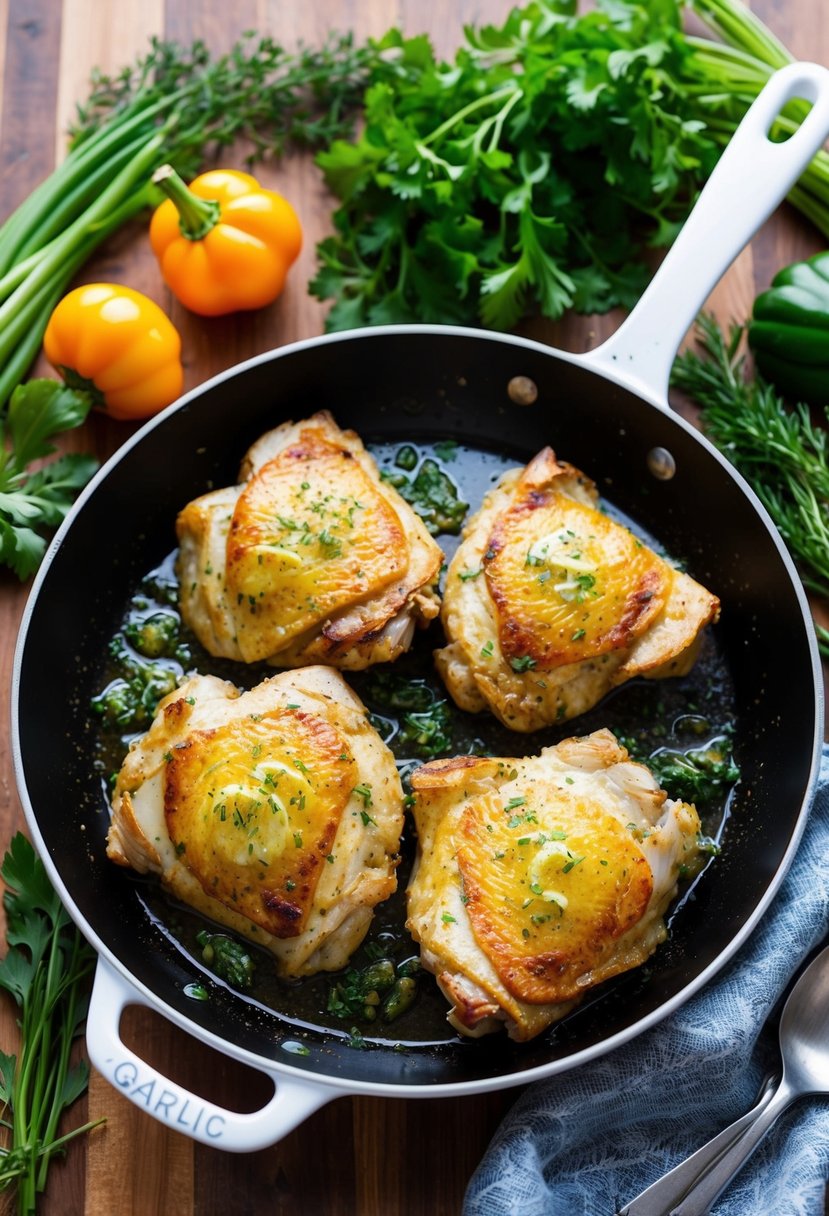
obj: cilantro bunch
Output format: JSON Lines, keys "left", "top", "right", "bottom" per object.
{"left": 312, "top": 0, "right": 721, "bottom": 330}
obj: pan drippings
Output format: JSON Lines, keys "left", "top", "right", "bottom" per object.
{"left": 91, "top": 440, "right": 739, "bottom": 1049}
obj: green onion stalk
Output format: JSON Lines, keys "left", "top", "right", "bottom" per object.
{"left": 0, "top": 136, "right": 164, "bottom": 407}
{"left": 683, "top": 0, "right": 829, "bottom": 236}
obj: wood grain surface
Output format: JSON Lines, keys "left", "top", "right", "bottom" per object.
{"left": 1, "top": 2, "right": 827, "bottom": 1214}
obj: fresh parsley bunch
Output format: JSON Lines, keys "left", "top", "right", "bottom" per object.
{"left": 311, "top": 0, "right": 720, "bottom": 330}
{"left": 0, "top": 381, "right": 97, "bottom": 580}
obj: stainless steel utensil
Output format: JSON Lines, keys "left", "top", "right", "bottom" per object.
{"left": 618, "top": 941, "right": 829, "bottom": 1216}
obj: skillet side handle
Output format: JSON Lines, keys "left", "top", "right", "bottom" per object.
{"left": 86, "top": 957, "right": 334, "bottom": 1152}
{"left": 583, "top": 61, "right": 829, "bottom": 407}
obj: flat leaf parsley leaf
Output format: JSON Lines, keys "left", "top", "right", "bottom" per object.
{"left": 0, "top": 380, "right": 98, "bottom": 579}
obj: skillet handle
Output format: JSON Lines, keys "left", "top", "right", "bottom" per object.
{"left": 583, "top": 60, "right": 829, "bottom": 407}
{"left": 86, "top": 956, "right": 335, "bottom": 1152}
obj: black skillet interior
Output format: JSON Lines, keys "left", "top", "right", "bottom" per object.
{"left": 16, "top": 329, "right": 818, "bottom": 1089}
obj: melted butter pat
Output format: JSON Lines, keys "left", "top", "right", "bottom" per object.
{"left": 456, "top": 779, "right": 654, "bottom": 1003}
{"left": 205, "top": 759, "right": 314, "bottom": 866}
{"left": 164, "top": 706, "right": 358, "bottom": 938}
{"left": 486, "top": 495, "right": 669, "bottom": 669}
{"left": 526, "top": 528, "right": 602, "bottom": 578}
{"left": 526, "top": 839, "right": 570, "bottom": 910}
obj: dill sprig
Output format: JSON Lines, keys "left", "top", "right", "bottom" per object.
{"left": 671, "top": 313, "right": 829, "bottom": 650}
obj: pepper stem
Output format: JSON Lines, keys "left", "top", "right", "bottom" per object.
{"left": 152, "top": 164, "right": 220, "bottom": 240}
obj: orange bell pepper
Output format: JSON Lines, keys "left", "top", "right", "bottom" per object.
{"left": 148, "top": 166, "right": 302, "bottom": 316}
{"left": 43, "top": 283, "right": 184, "bottom": 421}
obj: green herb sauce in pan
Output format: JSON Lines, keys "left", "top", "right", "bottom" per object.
{"left": 91, "top": 441, "right": 739, "bottom": 1047}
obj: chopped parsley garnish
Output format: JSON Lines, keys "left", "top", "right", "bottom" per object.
{"left": 398, "top": 699, "right": 453, "bottom": 758}
{"left": 382, "top": 450, "right": 468, "bottom": 535}
{"left": 433, "top": 439, "right": 459, "bottom": 462}
{"left": 628, "top": 734, "right": 740, "bottom": 806}
{"left": 318, "top": 528, "right": 343, "bottom": 557}
{"left": 326, "top": 954, "right": 420, "bottom": 1027}
{"left": 394, "top": 444, "right": 419, "bottom": 472}
{"left": 196, "top": 930, "right": 255, "bottom": 990}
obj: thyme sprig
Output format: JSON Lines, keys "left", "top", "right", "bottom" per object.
{"left": 69, "top": 31, "right": 378, "bottom": 167}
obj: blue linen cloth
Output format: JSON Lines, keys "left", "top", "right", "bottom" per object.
{"left": 464, "top": 747, "right": 829, "bottom": 1216}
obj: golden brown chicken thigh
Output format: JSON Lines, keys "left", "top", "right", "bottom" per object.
{"left": 177, "top": 411, "right": 443, "bottom": 670}
{"left": 106, "top": 666, "right": 404, "bottom": 978}
{"left": 436, "top": 447, "right": 719, "bottom": 732}
{"left": 406, "top": 728, "right": 702, "bottom": 1041}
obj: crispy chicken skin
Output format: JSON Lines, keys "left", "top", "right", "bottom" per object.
{"left": 406, "top": 729, "right": 702, "bottom": 1041}
{"left": 177, "top": 411, "right": 442, "bottom": 670}
{"left": 106, "top": 666, "right": 404, "bottom": 978}
{"left": 435, "top": 448, "right": 720, "bottom": 732}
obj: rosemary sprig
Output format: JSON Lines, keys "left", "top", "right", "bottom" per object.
{"left": 671, "top": 313, "right": 829, "bottom": 652}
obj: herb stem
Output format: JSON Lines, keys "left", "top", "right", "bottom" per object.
{"left": 0, "top": 836, "right": 102, "bottom": 1212}
{"left": 420, "top": 84, "right": 520, "bottom": 148}
{"left": 481, "top": 87, "right": 523, "bottom": 155}
{"left": 686, "top": 0, "right": 792, "bottom": 69}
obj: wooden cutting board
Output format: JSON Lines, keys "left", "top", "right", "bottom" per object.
{"left": 1, "top": 1, "right": 827, "bottom": 1213}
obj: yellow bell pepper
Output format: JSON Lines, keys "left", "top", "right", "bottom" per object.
{"left": 43, "top": 283, "right": 184, "bottom": 421}
{"left": 148, "top": 166, "right": 302, "bottom": 316}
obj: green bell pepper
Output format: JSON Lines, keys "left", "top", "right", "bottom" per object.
{"left": 748, "top": 250, "right": 829, "bottom": 405}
